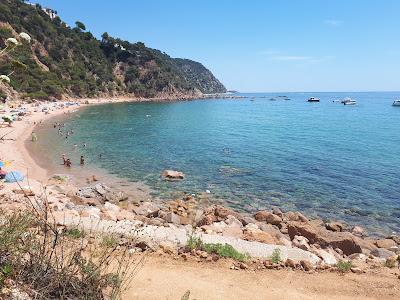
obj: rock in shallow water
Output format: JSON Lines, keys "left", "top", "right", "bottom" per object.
{"left": 162, "top": 170, "right": 185, "bottom": 180}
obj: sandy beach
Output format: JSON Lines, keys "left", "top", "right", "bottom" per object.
{"left": 0, "top": 97, "right": 139, "bottom": 193}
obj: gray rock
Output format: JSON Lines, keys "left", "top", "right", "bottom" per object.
{"left": 370, "top": 248, "right": 395, "bottom": 259}
{"left": 164, "top": 212, "right": 181, "bottom": 225}
{"left": 104, "top": 191, "right": 128, "bottom": 203}
{"left": 133, "top": 202, "right": 160, "bottom": 217}
{"left": 77, "top": 186, "right": 96, "bottom": 198}
{"left": 94, "top": 183, "right": 110, "bottom": 196}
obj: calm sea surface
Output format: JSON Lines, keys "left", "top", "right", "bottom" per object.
{"left": 34, "top": 92, "right": 400, "bottom": 236}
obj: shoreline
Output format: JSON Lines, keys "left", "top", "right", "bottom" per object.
{"left": 1, "top": 97, "right": 400, "bottom": 276}
{"left": 1, "top": 97, "right": 396, "bottom": 236}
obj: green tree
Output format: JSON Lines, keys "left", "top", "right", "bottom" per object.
{"left": 75, "top": 21, "right": 86, "bottom": 31}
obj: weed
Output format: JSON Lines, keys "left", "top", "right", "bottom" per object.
{"left": 186, "top": 234, "right": 203, "bottom": 250}
{"left": 65, "top": 227, "right": 85, "bottom": 239}
{"left": 336, "top": 260, "right": 352, "bottom": 272}
{"left": 270, "top": 248, "right": 281, "bottom": 264}
{"left": 185, "top": 234, "right": 248, "bottom": 262}
{"left": 101, "top": 235, "right": 119, "bottom": 248}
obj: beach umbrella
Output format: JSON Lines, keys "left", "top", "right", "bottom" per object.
{"left": 4, "top": 171, "right": 24, "bottom": 183}
{"left": 0, "top": 161, "right": 4, "bottom": 167}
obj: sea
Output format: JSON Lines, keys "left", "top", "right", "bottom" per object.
{"left": 29, "top": 92, "right": 400, "bottom": 236}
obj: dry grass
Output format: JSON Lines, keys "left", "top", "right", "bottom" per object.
{"left": 0, "top": 180, "right": 146, "bottom": 299}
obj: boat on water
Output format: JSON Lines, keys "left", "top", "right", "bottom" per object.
{"left": 341, "top": 97, "right": 357, "bottom": 105}
{"left": 393, "top": 100, "right": 400, "bottom": 106}
{"left": 307, "top": 97, "right": 320, "bottom": 102}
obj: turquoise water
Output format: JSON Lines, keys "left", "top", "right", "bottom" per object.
{"left": 37, "top": 92, "right": 400, "bottom": 235}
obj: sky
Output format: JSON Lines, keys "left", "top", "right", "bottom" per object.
{"left": 32, "top": 0, "right": 400, "bottom": 92}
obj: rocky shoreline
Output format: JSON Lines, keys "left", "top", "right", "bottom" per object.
{"left": 0, "top": 99, "right": 399, "bottom": 277}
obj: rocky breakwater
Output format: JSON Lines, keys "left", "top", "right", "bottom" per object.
{"left": 2, "top": 178, "right": 400, "bottom": 273}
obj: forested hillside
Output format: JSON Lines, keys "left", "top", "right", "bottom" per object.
{"left": 0, "top": 0, "right": 226, "bottom": 100}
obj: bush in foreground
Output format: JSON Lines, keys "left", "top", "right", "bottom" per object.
{"left": 0, "top": 195, "right": 144, "bottom": 299}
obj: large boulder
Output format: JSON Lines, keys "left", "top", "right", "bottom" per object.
{"left": 133, "top": 202, "right": 160, "bottom": 217}
{"left": 243, "top": 227, "right": 279, "bottom": 244}
{"left": 370, "top": 248, "right": 395, "bottom": 259}
{"left": 325, "top": 222, "right": 345, "bottom": 232}
{"left": 104, "top": 191, "right": 129, "bottom": 203}
{"left": 284, "top": 211, "right": 308, "bottom": 223}
{"left": 287, "top": 222, "right": 369, "bottom": 255}
{"left": 254, "top": 211, "right": 282, "bottom": 225}
{"left": 375, "top": 239, "right": 397, "bottom": 249}
{"left": 76, "top": 186, "right": 97, "bottom": 198}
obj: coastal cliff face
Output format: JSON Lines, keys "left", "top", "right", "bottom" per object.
{"left": 0, "top": 0, "right": 226, "bottom": 101}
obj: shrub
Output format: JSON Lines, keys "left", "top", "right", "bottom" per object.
{"left": 185, "top": 235, "right": 249, "bottom": 262}
{"left": 66, "top": 227, "right": 85, "bottom": 239}
{"left": 0, "top": 191, "right": 144, "bottom": 299}
{"left": 336, "top": 260, "right": 352, "bottom": 273}
{"left": 202, "top": 243, "right": 249, "bottom": 262}
{"left": 186, "top": 234, "right": 203, "bottom": 250}
{"left": 270, "top": 248, "right": 281, "bottom": 264}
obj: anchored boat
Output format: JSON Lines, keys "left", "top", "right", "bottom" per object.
{"left": 341, "top": 98, "right": 357, "bottom": 105}
{"left": 393, "top": 100, "right": 400, "bottom": 106}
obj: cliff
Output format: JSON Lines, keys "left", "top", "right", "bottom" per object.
{"left": 0, "top": 0, "right": 226, "bottom": 101}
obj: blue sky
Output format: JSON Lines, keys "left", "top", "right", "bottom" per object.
{"left": 33, "top": 0, "right": 400, "bottom": 92}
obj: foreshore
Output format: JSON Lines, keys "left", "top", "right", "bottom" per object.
{"left": 1, "top": 97, "right": 400, "bottom": 299}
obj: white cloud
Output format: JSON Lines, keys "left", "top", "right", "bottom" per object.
{"left": 324, "top": 19, "right": 343, "bottom": 27}
{"left": 272, "top": 55, "right": 312, "bottom": 61}
{"left": 259, "top": 50, "right": 335, "bottom": 64}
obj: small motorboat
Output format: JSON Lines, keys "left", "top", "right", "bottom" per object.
{"left": 341, "top": 98, "right": 357, "bottom": 105}
{"left": 307, "top": 97, "right": 320, "bottom": 102}
{"left": 392, "top": 100, "right": 400, "bottom": 106}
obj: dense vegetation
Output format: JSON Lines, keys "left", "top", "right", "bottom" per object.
{"left": 0, "top": 0, "right": 226, "bottom": 100}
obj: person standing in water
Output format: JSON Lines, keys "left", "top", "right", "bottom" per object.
{"left": 80, "top": 155, "right": 85, "bottom": 165}
{"left": 65, "top": 158, "right": 71, "bottom": 167}
{"left": 31, "top": 131, "right": 37, "bottom": 142}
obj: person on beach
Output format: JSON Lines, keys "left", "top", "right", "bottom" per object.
{"left": 0, "top": 167, "right": 7, "bottom": 179}
{"left": 80, "top": 155, "right": 85, "bottom": 165}
{"left": 65, "top": 158, "right": 71, "bottom": 167}
{"left": 61, "top": 154, "right": 66, "bottom": 165}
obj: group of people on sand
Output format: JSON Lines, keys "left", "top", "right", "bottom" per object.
{"left": 62, "top": 154, "right": 84, "bottom": 168}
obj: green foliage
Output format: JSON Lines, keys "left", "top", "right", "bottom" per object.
{"left": 270, "top": 248, "right": 281, "bottom": 264}
{"left": 186, "top": 234, "right": 248, "bottom": 262}
{"left": 202, "top": 243, "right": 249, "bottom": 262}
{"left": 0, "top": 263, "right": 13, "bottom": 286}
{"left": 65, "top": 227, "right": 85, "bottom": 239}
{"left": 101, "top": 235, "right": 119, "bottom": 248}
{"left": 75, "top": 21, "right": 86, "bottom": 31}
{"left": 336, "top": 260, "right": 352, "bottom": 273}
{"left": 186, "top": 234, "right": 203, "bottom": 250}
{"left": 0, "top": 0, "right": 226, "bottom": 100}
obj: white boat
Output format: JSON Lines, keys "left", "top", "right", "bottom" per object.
{"left": 341, "top": 97, "right": 357, "bottom": 105}
{"left": 307, "top": 97, "right": 320, "bottom": 102}
{"left": 393, "top": 100, "right": 400, "bottom": 106}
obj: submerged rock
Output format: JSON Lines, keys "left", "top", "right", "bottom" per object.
{"left": 162, "top": 170, "right": 185, "bottom": 180}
